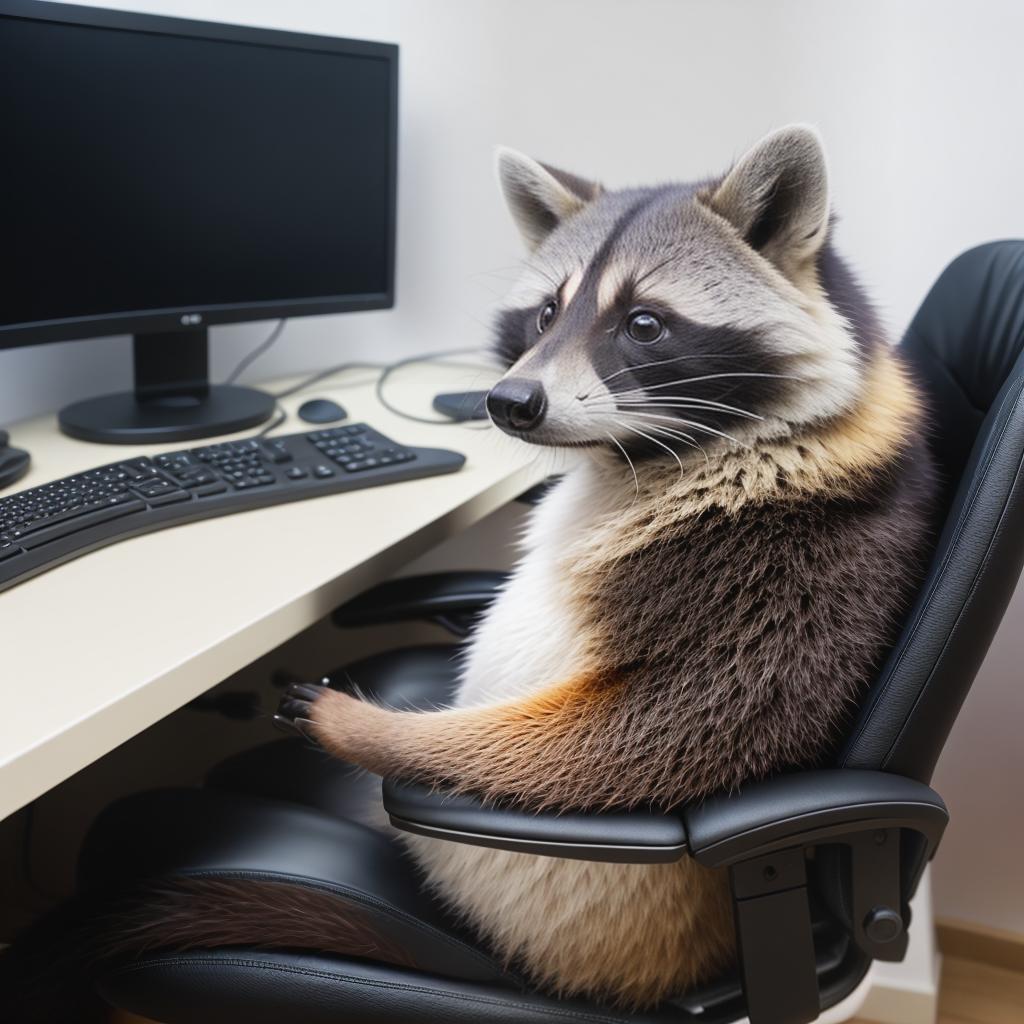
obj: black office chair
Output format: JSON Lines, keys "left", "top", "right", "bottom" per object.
{"left": 39, "top": 242, "right": 1024, "bottom": 1024}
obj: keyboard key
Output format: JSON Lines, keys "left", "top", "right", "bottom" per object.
{"left": 260, "top": 441, "right": 292, "bottom": 464}
{"left": 182, "top": 471, "right": 217, "bottom": 486}
{"left": 194, "top": 481, "right": 228, "bottom": 497}
{"left": 20, "top": 500, "right": 146, "bottom": 549}
{"left": 149, "top": 490, "right": 191, "bottom": 507}
{"left": 134, "top": 480, "right": 177, "bottom": 498}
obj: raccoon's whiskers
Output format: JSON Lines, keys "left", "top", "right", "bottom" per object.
{"left": 613, "top": 420, "right": 686, "bottom": 481}
{"left": 605, "top": 432, "right": 640, "bottom": 503}
{"left": 596, "top": 354, "right": 750, "bottom": 387}
{"left": 611, "top": 410, "right": 749, "bottom": 449}
{"left": 607, "top": 395, "right": 765, "bottom": 421}
{"left": 611, "top": 370, "right": 802, "bottom": 391}
{"left": 614, "top": 411, "right": 709, "bottom": 452}
{"left": 613, "top": 415, "right": 701, "bottom": 452}
{"left": 586, "top": 389, "right": 748, "bottom": 447}
{"left": 614, "top": 415, "right": 713, "bottom": 472}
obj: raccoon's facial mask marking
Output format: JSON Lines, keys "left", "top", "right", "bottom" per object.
{"left": 582, "top": 305, "right": 790, "bottom": 458}
{"left": 489, "top": 289, "right": 784, "bottom": 452}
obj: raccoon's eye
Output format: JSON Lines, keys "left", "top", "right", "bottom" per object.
{"left": 626, "top": 311, "right": 664, "bottom": 344}
{"left": 537, "top": 300, "right": 558, "bottom": 334}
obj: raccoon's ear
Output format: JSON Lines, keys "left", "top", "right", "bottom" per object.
{"left": 496, "top": 147, "right": 602, "bottom": 250}
{"left": 706, "top": 125, "right": 830, "bottom": 280}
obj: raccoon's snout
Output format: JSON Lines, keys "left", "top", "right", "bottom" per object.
{"left": 487, "top": 378, "right": 547, "bottom": 433}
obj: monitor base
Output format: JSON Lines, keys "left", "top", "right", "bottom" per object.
{"left": 58, "top": 385, "right": 276, "bottom": 445}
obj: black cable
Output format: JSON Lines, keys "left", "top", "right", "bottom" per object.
{"left": 222, "top": 318, "right": 287, "bottom": 385}
{"left": 374, "top": 347, "right": 498, "bottom": 424}
{"left": 246, "top": 348, "right": 498, "bottom": 438}
{"left": 255, "top": 405, "right": 288, "bottom": 437}
{"left": 272, "top": 361, "right": 386, "bottom": 399}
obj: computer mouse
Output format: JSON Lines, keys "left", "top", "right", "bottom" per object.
{"left": 0, "top": 430, "right": 30, "bottom": 492}
{"left": 297, "top": 398, "right": 347, "bottom": 424}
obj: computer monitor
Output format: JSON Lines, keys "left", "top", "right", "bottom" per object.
{"left": 0, "top": 1, "right": 398, "bottom": 443}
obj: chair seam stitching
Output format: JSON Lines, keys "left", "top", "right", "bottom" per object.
{"left": 105, "top": 955, "right": 631, "bottom": 1023}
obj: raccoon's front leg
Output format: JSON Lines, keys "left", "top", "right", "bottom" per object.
{"left": 277, "top": 674, "right": 633, "bottom": 809}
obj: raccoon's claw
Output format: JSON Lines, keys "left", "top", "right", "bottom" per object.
{"left": 287, "top": 681, "right": 330, "bottom": 703}
{"left": 274, "top": 680, "right": 330, "bottom": 741}
{"left": 273, "top": 712, "right": 314, "bottom": 737}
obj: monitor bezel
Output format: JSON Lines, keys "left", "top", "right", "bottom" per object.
{"left": 0, "top": 0, "right": 399, "bottom": 350}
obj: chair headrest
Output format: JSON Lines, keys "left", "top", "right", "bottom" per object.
{"left": 900, "top": 241, "right": 1024, "bottom": 504}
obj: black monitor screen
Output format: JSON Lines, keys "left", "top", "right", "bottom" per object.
{"left": 0, "top": 10, "right": 395, "bottom": 338}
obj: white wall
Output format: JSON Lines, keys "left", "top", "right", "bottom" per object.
{"left": 4, "top": 0, "right": 1024, "bottom": 932}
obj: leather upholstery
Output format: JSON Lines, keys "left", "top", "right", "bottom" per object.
{"left": 207, "top": 738, "right": 384, "bottom": 820}
{"left": 841, "top": 241, "right": 1024, "bottom": 780}
{"left": 323, "top": 643, "right": 462, "bottom": 709}
{"left": 98, "top": 950, "right": 690, "bottom": 1024}
{"left": 384, "top": 779, "right": 688, "bottom": 862}
{"left": 332, "top": 572, "right": 508, "bottom": 628}
{"left": 79, "top": 787, "right": 510, "bottom": 987}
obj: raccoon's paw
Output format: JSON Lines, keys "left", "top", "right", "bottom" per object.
{"left": 274, "top": 679, "right": 332, "bottom": 743}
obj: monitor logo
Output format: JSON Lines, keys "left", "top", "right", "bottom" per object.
{"left": 180, "top": 313, "right": 203, "bottom": 326}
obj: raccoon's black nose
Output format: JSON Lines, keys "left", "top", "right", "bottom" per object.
{"left": 486, "top": 378, "right": 547, "bottom": 432}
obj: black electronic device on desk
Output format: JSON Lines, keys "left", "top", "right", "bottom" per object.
{"left": 0, "top": 426, "right": 463, "bottom": 594}
{"left": 432, "top": 390, "right": 489, "bottom": 422}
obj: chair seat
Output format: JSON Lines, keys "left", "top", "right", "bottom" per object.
{"left": 80, "top": 788, "right": 692, "bottom": 1024}
{"left": 79, "top": 788, "right": 511, "bottom": 985}
{"left": 97, "top": 949, "right": 694, "bottom": 1024}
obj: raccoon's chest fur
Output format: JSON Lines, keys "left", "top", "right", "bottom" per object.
{"left": 455, "top": 462, "right": 612, "bottom": 708}
{"left": 406, "top": 461, "right": 736, "bottom": 1002}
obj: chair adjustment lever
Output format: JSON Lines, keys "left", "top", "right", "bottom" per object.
{"left": 848, "top": 827, "right": 908, "bottom": 961}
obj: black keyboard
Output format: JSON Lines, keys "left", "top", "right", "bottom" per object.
{"left": 0, "top": 425, "right": 464, "bottom": 593}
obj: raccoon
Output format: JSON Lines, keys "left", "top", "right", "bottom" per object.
{"left": 2, "top": 127, "right": 937, "bottom": 1020}
{"left": 279, "top": 124, "right": 938, "bottom": 1006}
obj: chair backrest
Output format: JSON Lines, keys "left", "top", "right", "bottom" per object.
{"left": 839, "top": 241, "right": 1024, "bottom": 783}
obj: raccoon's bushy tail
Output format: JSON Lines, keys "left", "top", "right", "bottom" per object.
{"left": 0, "top": 876, "right": 415, "bottom": 1023}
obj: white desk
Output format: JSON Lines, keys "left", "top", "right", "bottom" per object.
{"left": 0, "top": 364, "right": 543, "bottom": 823}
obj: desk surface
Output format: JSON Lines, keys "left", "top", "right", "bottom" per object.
{"left": 0, "top": 363, "right": 543, "bottom": 822}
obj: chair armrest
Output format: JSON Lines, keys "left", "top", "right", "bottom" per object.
{"left": 684, "top": 769, "right": 948, "bottom": 867}
{"left": 385, "top": 770, "right": 946, "bottom": 867}
{"left": 382, "top": 781, "right": 687, "bottom": 863}
{"left": 332, "top": 571, "right": 509, "bottom": 633}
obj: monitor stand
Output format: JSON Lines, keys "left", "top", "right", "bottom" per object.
{"left": 58, "top": 328, "right": 276, "bottom": 444}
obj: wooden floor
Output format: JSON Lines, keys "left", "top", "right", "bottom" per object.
{"left": 114, "top": 954, "right": 1023, "bottom": 1024}
{"left": 850, "top": 954, "right": 1024, "bottom": 1024}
